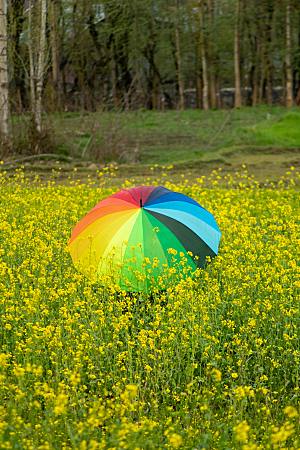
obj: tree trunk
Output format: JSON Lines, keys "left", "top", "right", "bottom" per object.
{"left": 234, "top": 0, "right": 242, "bottom": 108}
{"left": 209, "top": 72, "right": 217, "bottom": 109}
{"left": 285, "top": 0, "right": 293, "bottom": 108}
{"left": 49, "top": 0, "right": 61, "bottom": 109}
{"left": 199, "top": 1, "right": 209, "bottom": 110}
{"left": 35, "top": 0, "right": 47, "bottom": 132}
{"left": 258, "top": 30, "right": 265, "bottom": 104}
{"left": 207, "top": 0, "right": 217, "bottom": 109}
{"left": 175, "top": 14, "right": 184, "bottom": 110}
{"left": 296, "top": 20, "right": 300, "bottom": 106}
{"left": 28, "top": 0, "right": 36, "bottom": 115}
{"left": 152, "top": 71, "right": 160, "bottom": 110}
{"left": 249, "top": 36, "right": 259, "bottom": 106}
{"left": 111, "top": 41, "right": 119, "bottom": 109}
{"left": 251, "top": 63, "right": 258, "bottom": 106}
{"left": 143, "top": 29, "right": 161, "bottom": 110}
{"left": 196, "top": 67, "right": 203, "bottom": 109}
{"left": 0, "top": 0, "right": 10, "bottom": 140}
{"left": 296, "top": 87, "right": 300, "bottom": 106}
{"left": 264, "top": 2, "right": 275, "bottom": 105}
{"left": 9, "top": 0, "right": 26, "bottom": 112}
{"left": 245, "top": 4, "right": 260, "bottom": 107}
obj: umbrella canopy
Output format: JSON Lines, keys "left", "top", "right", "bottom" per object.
{"left": 68, "top": 186, "right": 221, "bottom": 291}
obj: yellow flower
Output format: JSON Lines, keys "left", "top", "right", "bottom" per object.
{"left": 13, "top": 365, "right": 25, "bottom": 378}
{"left": 211, "top": 368, "right": 222, "bottom": 382}
{"left": 168, "top": 433, "right": 183, "bottom": 448}
{"left": 271, "top": 423, "right": 294, "bottom": 444}
{"left": 124, "top": 384, "right": 138, "bottom": 398}
{"left": 242, "top": 444, "right": 257, "bottom": 450}
{"left": 234, "top": 386, "right": 255, "bottom": 399}
{"left": 70, "top": 372, "right": 81, "bottom": 387}
{"left": 234, "top": 421, "right": 250, "bottom": 442}
{"left": 53, "top": 393, "right": 68, "bottom": 415}
{"left": 283, "top": 405, "right": 298, "bottom": 418}
{"left": 0, "top": 168, "right": 299, "bottom": 448}
{"left": 0, "top": 353, "right": 10, "bottom": 368}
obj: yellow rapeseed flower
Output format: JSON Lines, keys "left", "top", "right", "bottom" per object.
{"left": 234, "top": 421, "right": 250, "bottom": 443}
{"left": 283, "top": 406, "right": 298, "bottom": 418}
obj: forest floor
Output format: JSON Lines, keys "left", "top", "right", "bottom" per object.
{"left": 2, "top": 105, "right": 300, "bottom": 184}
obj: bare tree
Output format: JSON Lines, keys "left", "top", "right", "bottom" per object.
{"left": 234, "top": 0, "right": 242, "bottom": 108}
{"left": 199, "top": 0, "right": 209, "bottom": 110}
{"left": 3, "top": 0, "right": 300, "bottom": 118}
{"left": 285, "top": 0, "right": 293, "bottom": 107}
{"left": 207, "top": 0, "right": 217, "bottom": 108}
{"left": 174, "top": 0, "right": 184, "bottom": 110}
{"left": 49, "top": 0, "right": 61, "bottom": 109}
{"left": 28, "top": 0, "right": 47, "bottom": 133}
{"left": 35, "top": 0, "right": 47, "bottom": 131}
{"left": 0, "top": 0, "right": 10, "bottom": 141}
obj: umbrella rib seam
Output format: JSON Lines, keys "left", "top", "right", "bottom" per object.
{"left": 145, "top": 207, "right": 220, "bottom": 251}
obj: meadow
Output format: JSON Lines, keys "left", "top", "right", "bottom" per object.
{"left": 0, "top": 167, "right": 299, "bottom": 449}
{"left": 7, "top": 107, "right": 300, "bottom": 184}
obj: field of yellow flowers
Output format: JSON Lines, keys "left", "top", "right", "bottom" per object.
{"left": 0, "top": 167, "right": 299, "bottom": 449}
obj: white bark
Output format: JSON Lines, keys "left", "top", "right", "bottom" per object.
{"left": 28, "top": 0, "right": 47, "bottom": 133}
{"left": 0, "top": 0, "right": 10, "bottom": 139}
{"left": 35, "top": 0, "right": 47, "bottom": 132}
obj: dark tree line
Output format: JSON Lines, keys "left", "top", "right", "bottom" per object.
{"left": 1, "top": 0, "right": 300, "bottom": 141}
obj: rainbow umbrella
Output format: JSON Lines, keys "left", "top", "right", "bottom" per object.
{"left": 68, "top": 186, "right": 221, "bottom": 291}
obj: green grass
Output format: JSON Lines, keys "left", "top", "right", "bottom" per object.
{"left": 5, "top": 106, "right": 300, "bottom": 183}
{"left": 52, "top": 106, "right": 300, "bottom": 163}
{"left": 251, "top": 112, "right": 300, "bottom": 146}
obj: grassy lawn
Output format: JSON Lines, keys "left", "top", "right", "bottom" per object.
{"left": 50, "top": 106, "right": 297, "bottom": 161}
{"left": 5, "top": 106, "right": 300, "bottom": 182}
{"left": 251, "top": 112, "right": 300, "bottom": 147}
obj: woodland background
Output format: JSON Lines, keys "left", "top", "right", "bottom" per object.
{"left": 0, "top": 0, "right": 300, "bottom": 161}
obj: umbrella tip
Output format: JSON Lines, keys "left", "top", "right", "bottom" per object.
{"left": 140, "top": 198, "right": 143, "bottom": 207}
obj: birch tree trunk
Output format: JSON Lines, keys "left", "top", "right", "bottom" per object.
{"left": 35, "top": 0, "right": 47, "bottom": 132}
{"left": 28, "top": 0, "right": 47, "bottom": 133}
{"left": 285, "top": 0, "right": 293, "bottom": 108}
{"left": 0, "top": 0, "right": 10, "bottom": 140}
{"left": 234, "top": 0, "right": 242, "bottom": 108}
{"left": 199, "top": 1, "right": 209, "bottom": 110}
